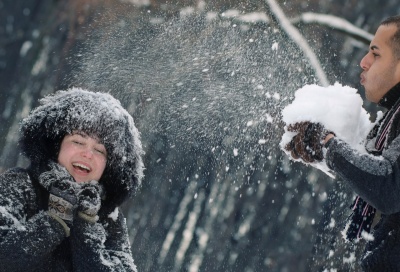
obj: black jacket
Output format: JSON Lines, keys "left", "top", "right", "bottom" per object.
{"left": 0, "top": 89, "right": 143, "bottom": 271}
{"left": 0, "top": 167, "right": 137, "bottom": 272}
{"left": 326, "top": 83, "right": 400, "bottom": 271}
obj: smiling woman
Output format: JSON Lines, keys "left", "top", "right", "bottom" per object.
{"left": 58, "top": 133, "right": 107, "bottom": 183}
{"left": 0, "top": 88, "right": 144, "bottom": 271}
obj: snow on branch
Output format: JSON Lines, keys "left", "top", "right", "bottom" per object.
{"left": 265, "top": 0, "right": 329, "bottom": 87}
{"left": 220, "top": 9, "right": 270, "bottom": 24}
{"left": 291, "top": 12, "right": 374, "bottom": 44}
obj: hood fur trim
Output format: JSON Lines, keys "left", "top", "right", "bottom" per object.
{"left": 20, "top": 87, "right": 144, "bottom": 206}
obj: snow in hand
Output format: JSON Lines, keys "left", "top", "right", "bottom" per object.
{"left": 280, "top": 83, "right": 377, "bottom": 177}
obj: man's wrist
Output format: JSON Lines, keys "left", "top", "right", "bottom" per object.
{"left": 324, "top": 133, "right": 335, "bottom": 145}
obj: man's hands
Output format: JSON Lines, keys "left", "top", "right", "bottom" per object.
{"left": 284, "top": 121, "right": 334, "bottom": 163}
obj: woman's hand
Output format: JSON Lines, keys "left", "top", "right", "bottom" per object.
{"left": 76, "top": 182, "right": 103, "bottom": 223}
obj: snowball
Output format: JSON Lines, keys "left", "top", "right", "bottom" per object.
{"left": 280, "top": 83, "right": 375, "bottom": 177}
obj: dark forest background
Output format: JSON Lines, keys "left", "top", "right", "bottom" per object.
{"left": 1, "top": 1, "right": 400, "bottom": 271}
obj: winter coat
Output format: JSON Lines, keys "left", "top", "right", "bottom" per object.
{"left": 0, "top": 88, "right": 143, "bottom": 271}
{"left": 0, "top": 167, "right": 136, "bottom": 272}
{"left": 325, "top": 83, "right": 400, "bottom": 271}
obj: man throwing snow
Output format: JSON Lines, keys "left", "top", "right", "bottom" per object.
{"left": 286, "top": 15, "right": 400, "bottom": 271}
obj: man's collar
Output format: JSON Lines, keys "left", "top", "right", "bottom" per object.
{"left": 378, "top": 82, "right": 400, "bottom": 109}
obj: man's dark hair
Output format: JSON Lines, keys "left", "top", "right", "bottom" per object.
{"left": 380, "top": 15, "right": 400, "bottom": 59}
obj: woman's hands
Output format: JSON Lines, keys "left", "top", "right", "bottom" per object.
{"left": 40, "top": 162, "right": 79, "bottom": 228}
{"left": 48, "top": 179, "right": 79, "bottom": 224}
{"left": 77, "top": 182, "right": 103, "bottom": 223}
{"left": 39, "top": 162, "right": 103, "bottom": 236}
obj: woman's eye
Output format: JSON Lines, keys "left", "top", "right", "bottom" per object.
{"left": 72, "top": 140, "right": 83, "bottom": 145}
{"left": 95, "top": 149, "right": 106, "bottom": 155}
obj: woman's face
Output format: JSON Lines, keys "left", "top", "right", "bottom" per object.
{"left": 58, "top": 132, "right": 107, "bottom": 183}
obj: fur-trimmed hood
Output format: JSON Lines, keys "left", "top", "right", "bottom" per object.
{"left": 19, "top": 87, "right": 144, "bottom": 207}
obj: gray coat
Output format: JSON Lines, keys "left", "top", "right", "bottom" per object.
{"left": 326, "top": 83, "right": 400, "bottom": 271}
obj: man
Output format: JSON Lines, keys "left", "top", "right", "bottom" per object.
{"left": 286, "top": 15, "right": 400, "bottom": 271}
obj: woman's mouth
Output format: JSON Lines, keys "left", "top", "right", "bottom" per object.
{"left": 72, "top": 162, "right": 91, "bottom": 173}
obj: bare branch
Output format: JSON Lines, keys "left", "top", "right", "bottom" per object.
{"left": 264, "top": 0, "right": 330, "bottom": 86}
{"left": 291, "top": 12, "right": 373, "bottom": 45}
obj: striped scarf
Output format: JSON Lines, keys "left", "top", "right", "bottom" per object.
{"left": 346, "top": 100, "right": 400, "bottom": 241}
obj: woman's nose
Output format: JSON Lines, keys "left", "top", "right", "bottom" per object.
{"left": 81, "top": 148, "right": 94, "bottom": 158}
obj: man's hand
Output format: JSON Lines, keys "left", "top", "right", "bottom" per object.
{"left": 284, "top": 121, "right": 333, "bottom": 163}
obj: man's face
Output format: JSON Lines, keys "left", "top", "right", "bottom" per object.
{"left": 58, "top": 133, "right": 107, "bottom": 183}
{"left": 360, "top": 24, "right": 400, "bottom": 103}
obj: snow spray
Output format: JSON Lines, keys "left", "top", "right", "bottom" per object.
{"left": 64, "top": 10, "right": 353, "bottom": 272}
{"left": 67, "top": 13, "right": 318, "bottom": 158}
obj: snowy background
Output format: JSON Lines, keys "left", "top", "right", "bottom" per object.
{"left": 1, "top": 1, "right": 400, "bottom": 271}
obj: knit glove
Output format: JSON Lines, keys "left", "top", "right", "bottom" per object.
{"left": 284, "top": 121, "right": 333, "bottom": 163}
{"left": 76, "top": 182, "right": 103, "bottom": 223}
{"left": 39, "top": 162, "right": 79, "bottom": 235}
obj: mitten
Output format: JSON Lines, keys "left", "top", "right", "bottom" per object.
{"left": 285, "top": 121, "right": 333, "bottom": 163}
{"left": 76, "top": 182, "right": 103, "bottom": 223}
{"left": 39, "top": 162, "right": 79, "bottom": 236}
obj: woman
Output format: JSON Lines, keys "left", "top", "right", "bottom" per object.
{"left": 0, "top": 88, "right": 144, "bottom": 271}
